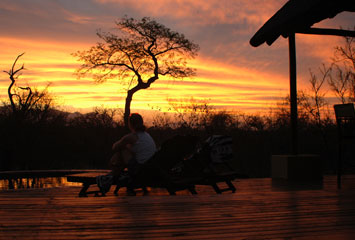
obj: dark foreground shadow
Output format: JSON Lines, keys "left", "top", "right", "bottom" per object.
{"left": 272, "top": 178, "right": 324, "bottom": 191}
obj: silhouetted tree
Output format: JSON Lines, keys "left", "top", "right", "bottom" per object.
{"left": 271, "top": 91, "right": 313, "bottom": 129}
{"left": 3, "top": 53, "right": 54, "bottom": 122}
{"left": 208, "top": 111, "right": 238, "bottom": 133}
{"left": 167, "top": 97, "right": 212, "bottom": 129}
{"left": 242, "top": 114, "right": 267, "bottom": 131}
{"left": 74, "top": 16, "right": 199, "bottom": 126}
{"left": 328, "top": 33, "right": 355, "bottom": 103}
{"left": 303, "top": 65, "right": 331, "bottom": 126}
{"left": 67, "top": 107, "right": 122, "bottom": 128}
{"left": 4, "top": 53, "right": 25, "bottom": 114}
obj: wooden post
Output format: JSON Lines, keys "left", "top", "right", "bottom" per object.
{"left": 289, "top": 33, "right": 298, "bottom": 155}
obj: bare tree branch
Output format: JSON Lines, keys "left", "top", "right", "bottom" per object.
{"left": 329, "top": 31, "right": 355, "bottom": 103}
{"left": 3, "top": 53, "right": 54, "bottom": 121}
{"left": 74, "top": 16, "right": 199, "bottom": 126}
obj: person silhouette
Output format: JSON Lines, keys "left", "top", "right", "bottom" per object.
{"left": 110, "top": 113, "right": 156, "bottom": 177}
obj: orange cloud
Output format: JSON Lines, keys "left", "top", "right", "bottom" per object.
{"left": 94, "top": 0, "right": 284, "bottom": 27}
{"left": 296, "top": 34, "right": 345, "bottom": 63}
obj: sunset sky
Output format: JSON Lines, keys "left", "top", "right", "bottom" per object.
{"left": 0, "top": 0, "right": 354, "bottom": 115}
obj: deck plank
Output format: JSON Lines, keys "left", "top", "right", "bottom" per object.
{"left": 1, "top": 175, "right": 355, "bottom": 239}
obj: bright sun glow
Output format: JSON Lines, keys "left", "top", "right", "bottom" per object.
{"left": 0, "top": 37, "right": 290, "bottom": 114}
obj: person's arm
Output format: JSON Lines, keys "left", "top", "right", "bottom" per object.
{"left": 112, "top": 133, "right": 137, "bottom": 152}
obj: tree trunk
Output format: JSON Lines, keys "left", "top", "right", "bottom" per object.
{"left": 8, "top": 76, "right": 16, "bottom": 114}
{"left": 123, "top": 78, "right": 157, "bottom": 127}
{"left": 124, "top": 90, "right": 133, "bottom": 128}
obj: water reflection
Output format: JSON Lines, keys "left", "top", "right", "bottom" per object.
{"left": 0, "top": 177, "right": 82, "bottom": 190}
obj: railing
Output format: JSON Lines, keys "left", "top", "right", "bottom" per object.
{"left": 334, "top": 103, "right": 355, "bottom": 189}
{"left": 0, "top": 170, "right": 95, "bottom": 190}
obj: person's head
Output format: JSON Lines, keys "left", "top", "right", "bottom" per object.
{"left": 128, "top": 113, "right": 146, "bottom": 132}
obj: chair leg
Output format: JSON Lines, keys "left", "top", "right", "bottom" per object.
{"left": 211, "top": 183, "right": 222, "bottom": 194}
{"left": 225, "top": 180, "right": 236, "bottom": 193}
{"left": 338, "top": 141, "right": 342, "bottom": 189}
{"left": 142, "top": 187, "right": 149, "bottom": 195}
{"left": 114, "top": 185, "right": 120, "bottom": 196}
{"left": 79, "top": 183, "right": 90, "bottom": 197}
{"left": 188, "top": 185, "right": 198, "bottom": 195}
{"left": 167, "top": 188, "right": 176, "bottom": 195}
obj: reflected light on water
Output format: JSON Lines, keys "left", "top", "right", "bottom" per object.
{"left": 0, "top": 177, "right": 82, "bottom": 190}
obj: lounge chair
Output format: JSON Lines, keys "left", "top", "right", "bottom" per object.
{"left": 67, "top": 135, "right": 200, "bottom": 197}
{"left": 174, "top": 135, "right": 248, "bottom": 194}
{"left": 67, "top": 135, "right": 246, "bottom": 197}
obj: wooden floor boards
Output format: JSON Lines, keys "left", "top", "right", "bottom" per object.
{"left": 1, "top": 175, "right": 355, "bottom": 239}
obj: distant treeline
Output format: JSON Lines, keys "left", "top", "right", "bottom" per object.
{"left": 0, "top": 101, "right": 348, "bottom": 178}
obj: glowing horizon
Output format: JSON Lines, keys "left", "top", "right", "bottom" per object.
{"left": 0, "top": 41, "right": 289, "bottom": 114}
{"left": 0, "top": 0, "right": 354, "bottom": 115}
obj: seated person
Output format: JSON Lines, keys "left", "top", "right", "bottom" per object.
{"left": 109, "top": 113, "right": 156, "bottom": 177}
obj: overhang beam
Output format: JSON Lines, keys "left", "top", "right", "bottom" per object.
{"left": 296, "top": 27, "right": 355, "bottom": 37}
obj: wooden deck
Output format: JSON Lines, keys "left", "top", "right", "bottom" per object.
{"left": 1, "top": 175, "right": 355, "bottom": 239}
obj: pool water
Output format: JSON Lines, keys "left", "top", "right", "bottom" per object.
{"left": 0, "top": 177, "right": 82, "bottom": 190}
